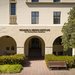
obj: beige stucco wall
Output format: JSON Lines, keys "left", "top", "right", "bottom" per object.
{"left": 0, "top": 0, "right": 75, "bottom": 56}
{"left": 61, "top": 0, "right": 75, "bottom": 3}
{"left": 0, "top": 0, "right": 9, "bottom": 24}
{"left": 0, "top": 0, "right": 75, "bottom": 25}
{"left": 0, "top": 26, "right": 62, "bottom": 56}
{"left": 17, "top": 0, "right": 75, "bottom": 25}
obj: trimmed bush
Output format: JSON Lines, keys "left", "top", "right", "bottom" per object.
{"left": 45, "top": 54, "right": 74, "bottom": 68}
{"left": 0, "top": 64, "right": 23, "bottom": 73}
{"left": 0, "top": 54, "right": 25, "bottom": 65}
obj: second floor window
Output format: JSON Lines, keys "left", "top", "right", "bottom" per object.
{"left": 31, "top": 12, "right": 39, "bottom": 24}
{"left": 32, "top": 0, "right": 39, "bottom": 2}
{"left": 53, "top": 12, "right": 61, "bottom": 24}
{"left": 10, "top": 3, "right": 16, "bottom": 15}
{"left": 53, "top": 0, "right": 60, "bottom": 2}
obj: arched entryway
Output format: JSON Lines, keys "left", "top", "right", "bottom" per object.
{"left": 29, "top": 38, "right": 42, "bottom": 58}
{"left": 53, "top": 36, "right": 63, "bottom": 56}
{"left": 24, "top": 36, "right": 45, "bottom": 59}
{"left": 0, "top": 35, "right": 17, "bottom": 55}
{"left": 53, "top": 36, "right": 72, "bottom": 56}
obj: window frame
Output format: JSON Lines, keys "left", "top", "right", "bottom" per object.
{"left": 53, "top": 11, "right": 61, "bottom": 24}
{"left": 31, "top": 11, "right": 39, "bottom": 24}
{"left": 10, "top": 3, "right": 16, "bottom": 15}
{"left": 32, "top": 0, "right": 39, "bottom": 2}
{"left": 53, "top": 0, "right": 60, "bottom": 2}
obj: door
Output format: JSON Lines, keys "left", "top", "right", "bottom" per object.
{"left": 29, "top": 38, "right": 42, "bottom": 58}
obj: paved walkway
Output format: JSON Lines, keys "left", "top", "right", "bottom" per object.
{"left": 1, "top": 60, "right": 75, "bottom": 75}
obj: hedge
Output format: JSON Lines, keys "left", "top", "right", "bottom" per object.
{"left": 45, "top": 54, "right": 74, "bottom": 68}
{"left": 0, "top": 54, "right": 25, "bottom": 65}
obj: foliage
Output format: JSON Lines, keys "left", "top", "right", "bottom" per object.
{"left": 0, "top": 54, "right": 25, "bottom": 65}
{"left": 62, "top": 7, "right": 75, "bottom": 50}
{"left": 45, "top": 54, "right": 74, "bottom": 68}
{"left": 0, "top": 64, "right": 23, "bottom": 73}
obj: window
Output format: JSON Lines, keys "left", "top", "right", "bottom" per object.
{"left": 32, "top": 0, "right": 39, "bottom": 2}
{"left": 53, "top": 0, "right": 60, "bottom": 2}
{"left": 10, "top": 3, "right": 17, "bottom": 24}
{"left": 53, "top": 12, "right": 61, "bottom": 24}
{"left": 31, "top": 12, "right": 39, "bottom": 24}
{"left": 10, "top": 3, "right": 16, "bottom": 15}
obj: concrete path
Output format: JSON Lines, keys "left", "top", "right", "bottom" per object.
{"left": 1, "top": 60, "right": 75, "bottom": 75}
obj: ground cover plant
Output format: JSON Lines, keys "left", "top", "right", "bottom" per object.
{"left": 0, "top": 64, "right": 23, "bottom": 73}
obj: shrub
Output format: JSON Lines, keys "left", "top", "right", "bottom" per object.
{"left": 0, "top": 54, "right": 25, "bottom": 65}
{"left": 45, "top": 54, "right": 74, "bottom": 68}
{"left": 0, "top": 64, "right": 23, "bottom": 73}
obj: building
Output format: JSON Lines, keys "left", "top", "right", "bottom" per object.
{"left": 0, "top": 0, "right": 75, "bottom": 59}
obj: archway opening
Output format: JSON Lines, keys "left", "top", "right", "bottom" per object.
{"left": 53, "top": 36, "right": 72, "bottom": 56}
{"left": 24, "top": 36, "right": 45, "bottom": 59}
{"left": 53, "top": 36, "right": 63, "bottom": 56}
{"left": 0, "top": 36, "right": 17, "bottom": 55}
{"left": 29, "top": 38, "right": 42, "bottom": 58}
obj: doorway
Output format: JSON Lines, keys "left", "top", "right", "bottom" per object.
{"left": 24, "top": 36, "right": 45, "bottom": 59}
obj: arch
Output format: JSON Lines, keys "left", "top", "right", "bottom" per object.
{"left": 53, "top": 36, "right": 63, "bottom": 56}
{"left": 53, "top": 36, "right": 72, "bottom": 56}
{"left": 0, "top": 35, "right": 17, "bottom": 55}
{"left": 53, "top": 36, "right": 62, "bottom": 45}
{"left": 24, "top": 36, "right": 45, "bottom": 59}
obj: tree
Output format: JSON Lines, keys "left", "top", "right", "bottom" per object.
{"left": 62, "top": 7, "right": 75, "bottom": 50}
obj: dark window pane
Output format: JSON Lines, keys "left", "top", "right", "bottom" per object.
{"left": 53, "top": 0, "right": 60, "bottom": 2}
{"left": 10, "top": 3, "right": 16, "bottom": 15}
{"left": 32, "top": 12, "right": 39, "bottom": 17}
{"left": 32, "top": 0, "right": 39, "bottom": 2}
{"left": 31, "top": 12, "right": 39, "bottom": 24}
{"left": 53, "top": 12, "right": 61, "bottom": 24}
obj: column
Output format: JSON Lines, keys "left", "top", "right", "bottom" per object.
{"left": 45, "top": 47, "right": 53, "bottom": 55}
{"left": 17, "top": 47, "right": 24, "bottom": 54}
{"left": 72, "top": 48, "right": 75, "bottom": 56}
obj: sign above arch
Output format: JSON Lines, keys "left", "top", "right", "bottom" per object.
{"left": 19, "top": 29, "right": 50, "bottom": 33}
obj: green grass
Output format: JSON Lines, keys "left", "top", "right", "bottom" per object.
{"left": 0, "top": 64, "right": 23, "bottom": 73}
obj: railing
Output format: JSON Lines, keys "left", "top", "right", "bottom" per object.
{"left": 10, "top": 15, "right": 17, "bottom": 24}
